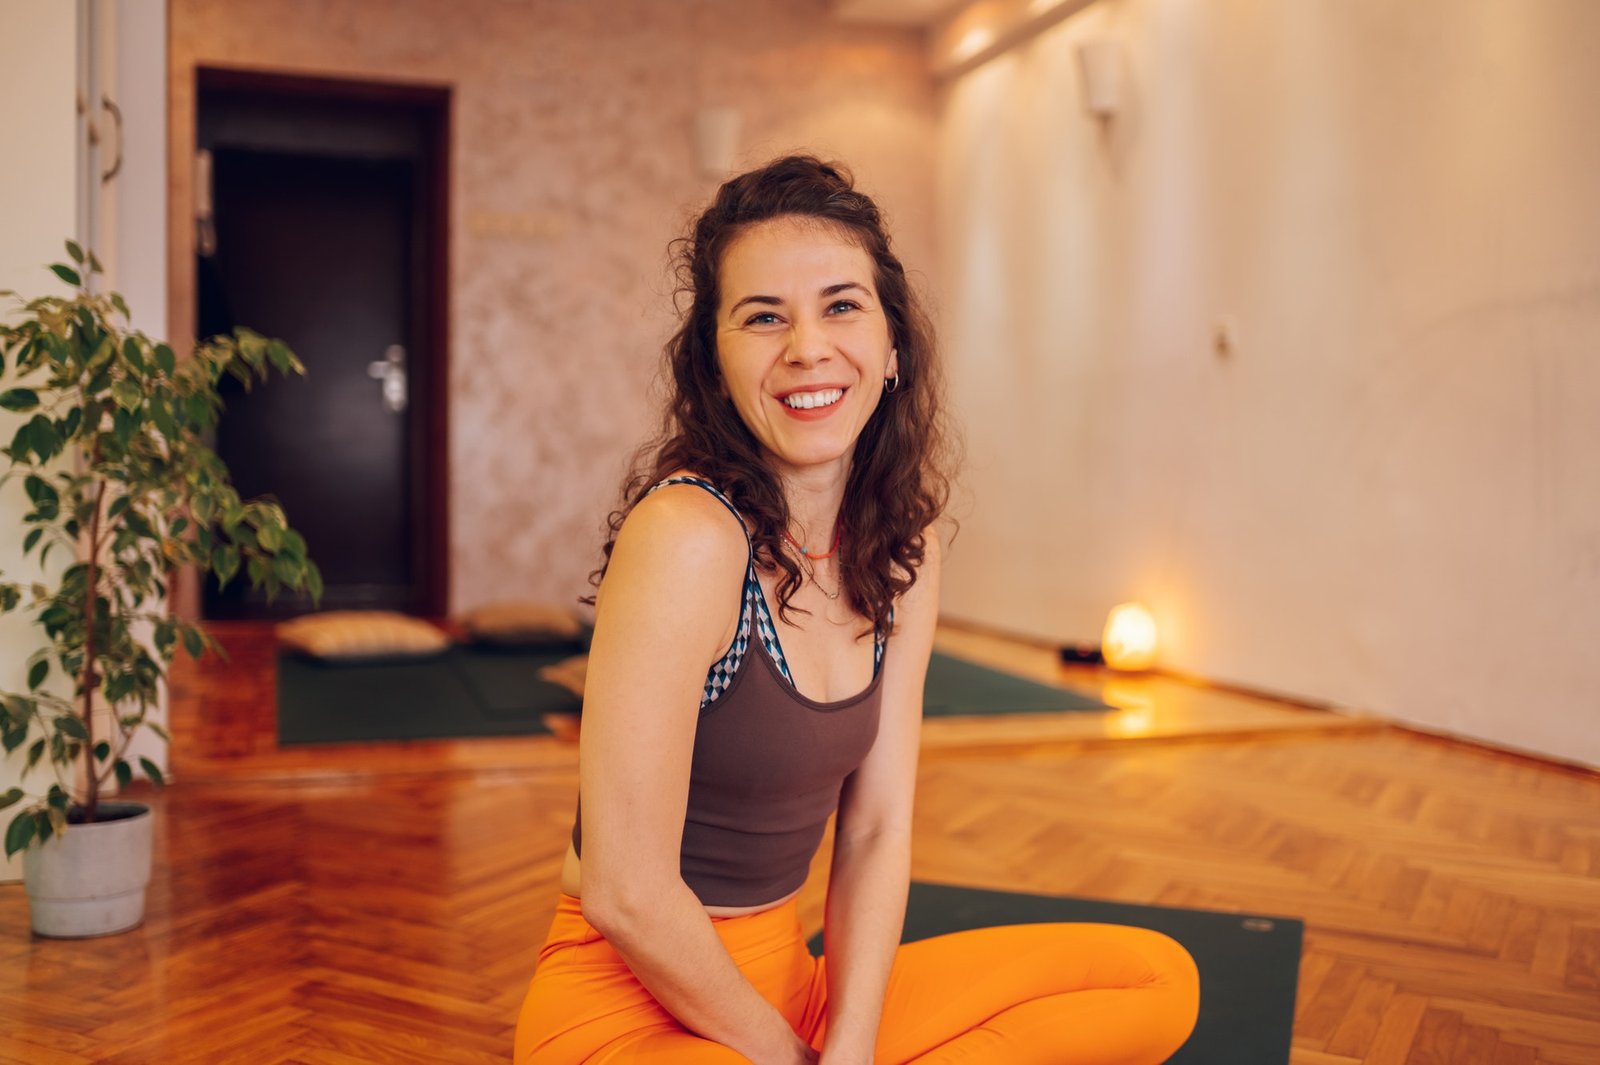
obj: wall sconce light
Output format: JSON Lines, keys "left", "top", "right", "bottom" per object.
{"left": 694, "top": 107, "right": 741, "bottom": 179}
{"left": 1102, "top": 601, "right": 1158, "bottom": 671}
{"left": 1076, "top": 38, "right": 1121, "bottom": 119}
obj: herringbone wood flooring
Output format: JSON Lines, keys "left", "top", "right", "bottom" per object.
{"left": 0, "top": 626, "right": 1594, "bottom": 1063}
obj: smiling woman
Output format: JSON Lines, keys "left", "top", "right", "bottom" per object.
{"left": 513, "top": 156, "right": 1199, "bottom": 1064}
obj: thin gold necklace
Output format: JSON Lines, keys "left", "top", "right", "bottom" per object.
{"left": 803, "top": 556, "right": 842, "bottom": 601}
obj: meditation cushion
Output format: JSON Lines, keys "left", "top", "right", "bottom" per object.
{"left": 276, "top": 610, "right": 451, "bottom": 661}
{"left": 461, "top": 600, "right": 586, "bottom": 649}
{"left": 537, "top": 653, "right": 589, "bottom": 700}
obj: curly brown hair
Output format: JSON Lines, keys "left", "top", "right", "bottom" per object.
{"left": 587, "top": 155, "right": 958, "bottom": 636}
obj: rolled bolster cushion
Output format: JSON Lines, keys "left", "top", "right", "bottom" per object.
{"left": 276, "top": 610, "right": 451, "bottom": 660}
{"left": 537, "top": 653, "right": 589, "bottom": 699}
{"left": 460, "top": 600, "right": 586, "bottom": 648}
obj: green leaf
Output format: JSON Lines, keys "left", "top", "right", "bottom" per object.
{"left": 0, "top": 387, "right": 39, "bottom": 412}
{"left": 122, "top": 336, "right": 147, "bottom": 373}
{"left": 211, "top": 543, "right": 240, "bottom": 589}
{"left": 54, "top": 714, "right": 88, "bottom": 741}
{"left": 27, "top": 659, "right": 47, "bottom": 691}
{"left": 112, "top": 378, "right": 143, "bottom": 412}
{"left": 181, "top": 625, "right": 204, "bottom": 660}
{"left": 26, "top": 738, "right": 46, "bottom": 771}
{"left": 114, "top": 759, "right": 132, "bottom": 788}
{"left": 24, "top": 415, "right": 59, "bottom": 462}
{"left": 94, "top": 741, "right": 111, "bottom": 762}
{"left": 138, "top": 757, "right": 165, "bottom": 787}
{"left": 111, "top": 293, "right": 130, "bottom": 319}
{"left": 148, "top": 721, "right": 170, "bottom": 742}
{"left": 24, "top": 474, "right": 59, "bottom": 508}
{"left": 0, "top": 788, "right": 22, "bottom": 811}
{"left": 5, "top": 812, "right": 37, "bottom": 857}
{"left": 154, "top": 344, "right": 175, "bottom": 376}
{"left": 23, "top": 528, "right": 42, "bottom": 555}
{"left": 65, "top": 240, "right": 86, "bottom": 264}
{"left": 49, "top": 263, "right": 82, "bottom": 287}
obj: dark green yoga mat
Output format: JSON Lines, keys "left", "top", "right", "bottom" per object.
{"left": 277, "top": 645, "right": 582, "bottom": 745}
{"left": 278, "top": 647, "right": 1107, "bottom": 746}
{"left": 924, "top": 651, "right": 1109, "bottom": 715}
{"left": 808, "top": 882, "right": 1301, "bottom": 1065}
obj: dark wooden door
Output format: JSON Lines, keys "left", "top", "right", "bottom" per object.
{"left": 196, "top": 73, "right": 449, "bottom": 619}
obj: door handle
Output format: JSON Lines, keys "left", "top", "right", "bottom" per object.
{"left": 367, "top": 344, "right": 408, "bottom": 414}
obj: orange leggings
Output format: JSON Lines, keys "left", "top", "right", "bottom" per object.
{"left": 516, "top": 894, "right": 1200, "bottom": 1063}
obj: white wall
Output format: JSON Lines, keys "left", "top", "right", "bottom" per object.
{"left": 0, "top": 0, "right": 80, "bottom": 881}
{"left": 937, "top": 0, "right": 1600, "bottom": 765}
{"left": 108, "top": 0, "right": 170, "bottom": 775}
{"left": 1, "top": 1, "right": 168, "bottom": 883}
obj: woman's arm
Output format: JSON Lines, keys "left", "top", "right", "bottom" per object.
{"left": 578, "top": 485, "right": 817, "bottom": 1065}
{"left": 818, "top": 532, "right": 943, "bottom": 1064}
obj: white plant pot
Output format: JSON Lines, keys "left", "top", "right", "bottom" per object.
{"left": 22, "top": 801, "right": 153, "bottom": 938}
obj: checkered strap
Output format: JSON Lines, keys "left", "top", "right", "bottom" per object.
{"left": 643, "top": 476, "right": 887, "bottom": 709}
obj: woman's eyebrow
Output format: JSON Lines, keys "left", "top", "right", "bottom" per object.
{"left": 728, "top": 294, "right": 782, "bottom": 317}
{"left": 821, "top": 281, "right": 869, "bottom": 299}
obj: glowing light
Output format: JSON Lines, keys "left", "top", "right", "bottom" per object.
{"left": 951, "top": 26, "right": 996, "bottom": 64}
{"left": 1102, "top": 602, "right": 1159, "bottom": 672}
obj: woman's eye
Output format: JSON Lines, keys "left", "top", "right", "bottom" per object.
{"left": 745, "top": 312, "right": 781, "bottom": 326}
{"left": 827, "top": 300, "right": 861, "bottom": 315}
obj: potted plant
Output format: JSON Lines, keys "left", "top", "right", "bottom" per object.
{"left": 0, "top": 242, "right": 320, "bottom": 936}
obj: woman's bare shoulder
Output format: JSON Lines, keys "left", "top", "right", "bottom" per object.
{"left": 601, "top": 474, "right": 748, "bottom": 611}
{"left": 619, "top": 474, "right": 747, "bottom": 558}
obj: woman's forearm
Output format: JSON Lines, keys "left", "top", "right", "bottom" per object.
{"left": 586, "top": 881, "right": 814, "bottom": 1064}
{"left": 819, "top": 829, "right": 912, "bottom": 1062}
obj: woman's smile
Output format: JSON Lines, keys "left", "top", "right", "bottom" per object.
{"left": 777, "top": 385, "right": 848, "bottom": 417}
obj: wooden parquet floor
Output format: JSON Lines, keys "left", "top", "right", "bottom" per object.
{"left": 0, "top": 625, "right": 1595, "bottom": 1064}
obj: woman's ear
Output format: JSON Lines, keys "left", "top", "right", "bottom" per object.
{"left": 887, "top": 347, "right": 900, "bottom": 381}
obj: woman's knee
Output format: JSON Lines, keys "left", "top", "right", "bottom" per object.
{"left": 1124, "top": 927, "right": 1201, "bottom": 1052}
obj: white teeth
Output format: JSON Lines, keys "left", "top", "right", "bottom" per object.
{"left": 783, "top": 388, "right": 844, "bottom": 410}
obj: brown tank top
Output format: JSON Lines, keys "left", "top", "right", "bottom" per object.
{"left": 571, "top": 477, "right": 886, "bottom": 908}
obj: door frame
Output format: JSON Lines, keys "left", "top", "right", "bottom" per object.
{"left": 187, "top": 66, "right": 452, "bottom": 617}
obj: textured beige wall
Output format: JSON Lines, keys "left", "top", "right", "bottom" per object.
{"left": 937, "top": 0, "right": 1600, "bottom": 765}
{"left": 169, "top": 0, "right": 938, "bottom": 615}
{"left": 0, "top": 0, "right": 79, "bottom": 881}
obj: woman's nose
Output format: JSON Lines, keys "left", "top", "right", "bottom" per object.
{"left": 786, "top": 317, "right": 830, "bottom": 366}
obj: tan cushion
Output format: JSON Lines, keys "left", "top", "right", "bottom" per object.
{"left": 461, "top": 600, "right": 584, "bottom": 646}
{"left": 538, "top": 653, "right": 589, "bottom": 700}
{"left": 276, "top": 610, "right": 450, "bottom": 660}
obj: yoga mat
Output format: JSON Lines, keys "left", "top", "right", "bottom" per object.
{"left": 277, "top": 646, "right": 581, "bottom": 745}
{"left": 809, "top": 881, "right": 1302, "bottom": 1065}
{"left": 278, "top": 646, "right": 1106, "bottom": 745}
{"left": 924, "top": 651, "right": 1109, "bottom": 715}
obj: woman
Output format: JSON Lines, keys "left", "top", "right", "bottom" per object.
{"left": 516, "top": 156, "right": 1200, "bottom": 1064}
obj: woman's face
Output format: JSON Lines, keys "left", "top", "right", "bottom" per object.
{"left": 715, "top": 216, "right": 898, "bottom": 483}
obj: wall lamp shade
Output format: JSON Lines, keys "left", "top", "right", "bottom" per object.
{"left": 694, "top": 107, "right": 741, "bottom": 178}
{"left": 1102, "top": 601, "right": 1158, "bottom": 671}
{"left": 1076, "top": 38, "right": 1121, "bottom": 118}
